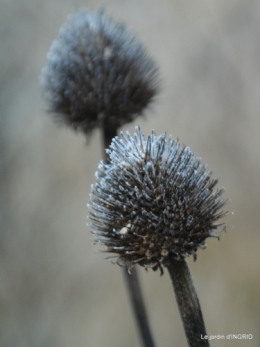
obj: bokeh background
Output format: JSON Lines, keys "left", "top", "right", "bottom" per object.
{"left": 1, "top": 0, "right": 260, "bottom": 346}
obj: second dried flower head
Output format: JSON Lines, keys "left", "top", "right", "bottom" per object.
{"left": 88, "top": 127, "right": 227, "bottom": 273}
{"left": 40, "top": 10, "right": 158, "bottom": 135}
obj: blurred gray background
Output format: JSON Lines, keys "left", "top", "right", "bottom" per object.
{"left": 1, "top": 0, "right": 260, "bottom": 346}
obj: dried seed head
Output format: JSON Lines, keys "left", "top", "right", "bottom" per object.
{"left": 88, "top": 127, "right": 227, "bottom": 273}
{"left": 40, "top": 10, "right": 159, "bottom": 135}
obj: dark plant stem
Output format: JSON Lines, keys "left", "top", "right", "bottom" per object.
{"left": 102, "top": 126, "right": 156, "bottom": 347}
{"left": 102, "top": 126, "right": 118, "bottom": 161}
{"left": 167, "top": 257, "right": 209, "bottom": 347}
{"left": 124, "top": 267, "right": 156, "bottom": 347}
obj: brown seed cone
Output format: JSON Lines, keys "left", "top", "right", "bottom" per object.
{"left": 88, "top": 127, "right": 227, "bottom": 273}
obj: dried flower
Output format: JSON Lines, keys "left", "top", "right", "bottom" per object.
{"left": 88, "top": 127, "right": 227, "bottom": 274}
{"left": 40, "top": 10, "right": 159, "bottom": 135}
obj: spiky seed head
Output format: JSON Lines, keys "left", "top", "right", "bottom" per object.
{"left": 40, "top": 10, "right": 159, "bottom": 135}
{"left": 88, "top": 127, "right": 228, "bottom": 274}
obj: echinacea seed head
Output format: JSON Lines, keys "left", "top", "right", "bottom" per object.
{"left": 88, "top": 126, "right": 228, "bottom": 273}
{"left": 40, "top": 9, "right": 159, "bottom": 136}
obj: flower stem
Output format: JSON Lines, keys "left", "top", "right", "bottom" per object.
{"left": 102, "top": 126, "right": 156, "bottom": 347}
{"left": 102, "top": 126, "right": 118, "bottom": 161}
{"left": 124, "top": 266, "right": 156, "bottom": 347}
{"left": 167, "top": 257, "right": 209, "bottom": 347}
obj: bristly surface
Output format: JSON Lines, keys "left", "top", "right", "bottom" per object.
{"left": 40, "top": 10, "right": 159, "bottom": 135}
{"left": 88, "top": 127, "right": 227, "bottom": 273}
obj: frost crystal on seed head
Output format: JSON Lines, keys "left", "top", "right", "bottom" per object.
{"left": 88, "top": 126, "right": 227, "bottom": 273}
{"left": 40, "top": 10, "right": 159, "bottom": 135}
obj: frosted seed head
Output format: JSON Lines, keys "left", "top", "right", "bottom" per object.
{"left": 88, "top": 126, "right": 228, "bottom": 272}
{"left": 40, "top": 10, "right": 159, "bottom": 136}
